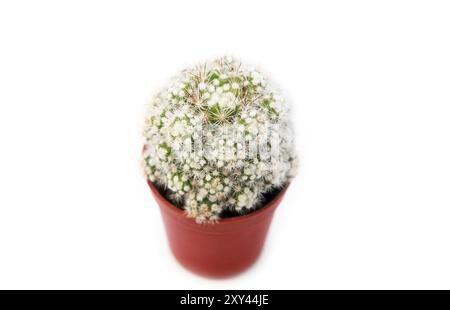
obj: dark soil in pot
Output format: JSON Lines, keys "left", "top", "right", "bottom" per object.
{"left": 152, "top": 182, "right": 284, "bottom": 218}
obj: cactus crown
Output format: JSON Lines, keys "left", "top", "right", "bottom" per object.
{"left": 143, "top": 56, "right": 297, "bottom": 223}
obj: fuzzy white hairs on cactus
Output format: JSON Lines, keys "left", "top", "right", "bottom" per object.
{"left": 143, "top": 56, "right": 297, "bottom": 223}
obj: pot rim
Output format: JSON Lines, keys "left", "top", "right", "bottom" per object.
{"left": 147, "top": 180, "right": 289, "bottom": 224}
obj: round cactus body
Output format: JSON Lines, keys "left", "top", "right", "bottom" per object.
{"left": 143, "top": 56, "right": 297, "bottom": 223}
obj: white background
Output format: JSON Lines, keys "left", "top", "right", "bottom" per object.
{"left": 1, "top": 0, "right": 449, "bottom": 289}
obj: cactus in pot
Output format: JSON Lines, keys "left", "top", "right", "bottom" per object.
{"left": 143, "top": 56, "right": 297, "bottom": 223}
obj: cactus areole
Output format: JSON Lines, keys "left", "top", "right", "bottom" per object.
{"left": 143, "top": 56, "right": 297, "bottom": 276}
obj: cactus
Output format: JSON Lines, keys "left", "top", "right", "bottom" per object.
{"left": 143, "top": 56, "right": 297, "bottom": 223}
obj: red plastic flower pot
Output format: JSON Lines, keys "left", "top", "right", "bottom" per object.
{"left": 147, "top": 180, "right": 288, "bottom": 278}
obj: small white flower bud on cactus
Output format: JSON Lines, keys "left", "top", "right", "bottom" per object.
{"left": 143, "top": 56, "right": 297, "bottom": 223}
